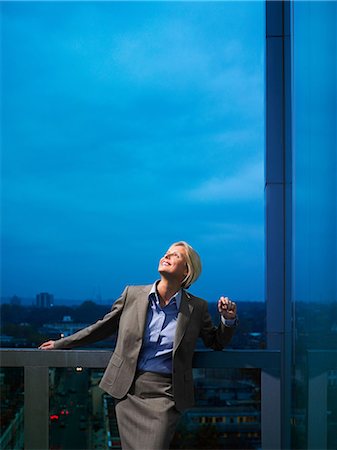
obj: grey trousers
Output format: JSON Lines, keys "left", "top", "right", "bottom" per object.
{"left": 115, "top": 371, "right": 181, "bottom": 450}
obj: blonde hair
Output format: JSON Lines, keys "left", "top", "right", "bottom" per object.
{"left": 170, "top": 241, "right": 202, "bottom": 289}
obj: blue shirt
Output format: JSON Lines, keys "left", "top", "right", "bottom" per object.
{"left": 137, "top": 283, "right": 182, "bottom": 374}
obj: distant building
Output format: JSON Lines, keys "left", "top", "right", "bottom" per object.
{"left": 0, "top": 406, "right": 24, "bottom": 450}
{"left": 40, "top": 316, "right": 90, "bottom": 339}
{"left": 0, "top": 335, "right": 14, "bottom": 345}
{"left": 179, "top": 405, "right": 260, "bottom": 449}
{"left": 10, "top": 295, "right": 21, "bottom": 306}
{"left": 36, "top": 292, "right": 53, "bottom": 308}
{"left": 103, "top": 395, "right": 122, "bottom": 449}
{"left": 0, "top": 369, "right": 24, "bottom": 450}
{"left": 175, "top": 371, "right": 261, "bottom": 448}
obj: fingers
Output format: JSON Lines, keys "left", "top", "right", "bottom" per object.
{"left": 38, "top": 340, "right": 55, "bottom": 350}
{"left": 218, "top": 296, "right": 237, "bottom": 315}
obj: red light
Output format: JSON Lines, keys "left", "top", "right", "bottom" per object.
{"left": 50, "top": 414, "right": 59, "bottom": 420}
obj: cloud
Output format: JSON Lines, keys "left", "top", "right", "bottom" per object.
{"left": 185, "top": 161, "right": 264, "bottom": 202}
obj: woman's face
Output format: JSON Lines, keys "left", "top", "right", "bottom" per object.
{"left": 158, "top": 245, "right": 188, "bottom": 284}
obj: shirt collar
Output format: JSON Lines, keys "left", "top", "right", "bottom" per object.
{"left": 149, "top": 281, "right": 182, "bottom": 309}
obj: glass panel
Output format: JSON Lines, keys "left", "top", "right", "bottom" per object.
{"left": 0, "top": 368, "right": 24, "bottom": 450}
{"left": 174, "top": 368, "right": 261, "bottom": 450}
{"left": 292, "top": 1, "right": 337, "bottom": 449}
{"left": 1, "top": 0, "right": 265, "bottom": 315}
{"left": 49, "top": 367, "right": 98, "bottom": 450}
{"left": 48, "top": 367, "right": 261, "bottom": 450}
{"left": 2, "top": 2, "right": 266, "bottom": 449}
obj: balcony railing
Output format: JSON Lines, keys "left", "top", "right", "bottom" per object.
{"left": 1, "top": 348, "right": 281, "bottom": 450}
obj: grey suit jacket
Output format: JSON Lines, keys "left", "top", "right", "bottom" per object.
{"left": 53, "top": 285, "right": 234, "bottom": 411}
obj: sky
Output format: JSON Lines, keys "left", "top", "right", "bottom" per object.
{"left": 1, "top": 1, "right": 265, "bottom": 304}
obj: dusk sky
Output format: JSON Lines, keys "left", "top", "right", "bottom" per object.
{"left": 1, "top": 1, "right": 265, "bottom": 304}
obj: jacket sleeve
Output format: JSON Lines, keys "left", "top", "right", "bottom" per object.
{"left": 199, "top": 300, "right": 234, "bottom": 350}
{"left": 53, "top": 286, "right": 128, "bottom": 349}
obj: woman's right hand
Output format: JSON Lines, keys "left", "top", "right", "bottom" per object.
{"left": 39, "top": 340, "right": 55, "bottom": 350}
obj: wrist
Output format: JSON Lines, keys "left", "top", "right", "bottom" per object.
{"left": 221, "top": 315, "right": 239, "bottom": 328}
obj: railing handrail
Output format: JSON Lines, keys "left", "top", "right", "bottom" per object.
{"left": 0, "top": 347, "right": 281, "bottom": 370}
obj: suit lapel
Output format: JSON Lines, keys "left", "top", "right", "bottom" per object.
{"left": 173, "top": 290, "right": 194, "bottom": 353}
{"left": 135, "top": 285, "right": 151, "bottom": 337}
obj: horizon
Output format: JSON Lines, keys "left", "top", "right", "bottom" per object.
{"left": 1, "top": 294, "right": 266, "bottom": 307}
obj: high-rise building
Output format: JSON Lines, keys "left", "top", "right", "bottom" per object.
{"left": 36, "top": 292, "right": 54, "bottom": 308}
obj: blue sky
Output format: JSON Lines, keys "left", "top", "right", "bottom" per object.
{"left": 1, "top": 1, "right": 265, "bottom": 303}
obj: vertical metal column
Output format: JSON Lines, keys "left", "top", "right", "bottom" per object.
{"left": 24, "top": 366, "right": 49, "bottom": 450}
{"left": 265, "top": 1, "right": 292, "bottom": 449}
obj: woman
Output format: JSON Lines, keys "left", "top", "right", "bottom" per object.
{"left": 39, "top": 241, "right": 238, "bottom": 450}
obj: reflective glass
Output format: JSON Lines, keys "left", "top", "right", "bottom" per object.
{"left": 292, "top": 2, "right": 337, "bottom": 449}
{"left": 0, "top": 368, "right": 24, "bottom": 450}
{"left": 48, "top": 368, "right": 261, "bottom": 450}
{"left": 1, "top": 1, "right": 265, "bottom": 307}
{"left": 175, "top": 368, "right": 261, "bottom": 450}
{"left": 49, "top": 367, "right": 103, "bottom": 450}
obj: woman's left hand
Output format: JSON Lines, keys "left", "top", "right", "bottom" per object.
{"left": 218, "top": 296, "right": 237, "bottom": 320}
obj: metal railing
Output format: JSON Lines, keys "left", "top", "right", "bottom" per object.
{"left": 1, "top": 348, "right": 281, "bottom": 450}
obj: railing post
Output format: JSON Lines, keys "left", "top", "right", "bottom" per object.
{"left": 24, "top": 366, "right": 49, "bottom": 450}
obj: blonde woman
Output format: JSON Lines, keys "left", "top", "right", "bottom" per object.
{"left": 40, "top": 241, "right": 238, "bottom": 450}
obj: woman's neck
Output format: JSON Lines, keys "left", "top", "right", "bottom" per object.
{"left": 157, "top": 279, "right": 181, "bottom": 305}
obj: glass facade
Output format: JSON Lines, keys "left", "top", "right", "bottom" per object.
{"left": 1, "top": 3, "right": 266, "bottom": 447}
{"left": 292, "top": 1, "right": 337, "bottom": 449}
{"left": 48, "top": 367, "right": 262, "bottom": 450}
